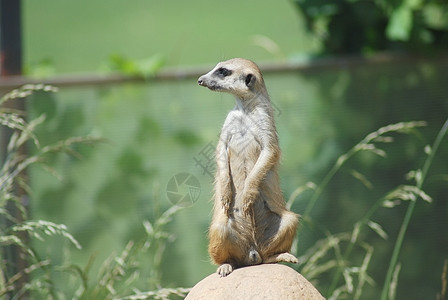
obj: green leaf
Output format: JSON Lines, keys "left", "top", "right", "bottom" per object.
{"left": 107, "top": 54, "right": 165, "bottom": 78}
{"left": 108, "top": 54, "right": 138, "bottom": 75}
{"left": 135, "top": 54, "right": 165, "bottom": 79}
{"left": 405, "top": 0, "right": 423, "bottom": 10}
{"left": 386, "top": 6, "right": 413, "bottom": 41}
{"left": 423, "top": 4, "right": 448, "bottom": 30}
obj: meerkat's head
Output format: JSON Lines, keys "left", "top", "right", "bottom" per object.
{"left": 198, "top": 58, "right": 267, "bottom": 100}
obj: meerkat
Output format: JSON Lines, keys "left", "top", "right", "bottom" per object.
{"left": 198, "top": 58, "right": 299, "bottom": 277}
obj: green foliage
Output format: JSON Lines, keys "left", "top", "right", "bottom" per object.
{"left": 305, "top": 56, "right": 448, "bottom": 298}
{"left": 4, "top": 60, "right": 445, "bottom": 298}
{"left": 0, "top": 86, "right": 189, "bottom": 299}
{"left": 69, "top": 206, "right": 188, "bottom": 299}
{"left": 380, "top": 118, "right": 448, "bottom": 300}
{"left": 105, "top": 54, "right": 165, "bottom": 78}
{"left": 301, "top": 121, "right": 427, "bottom": 218}
{"left": 0, "top": 85, "right": 95, "bottom": 297}
{"left": 24, "top": 59, "right": 56, "bottom": 79}
{"left": 291, "top": 119, "right": 448, "bottom": 299}
{"left": 293, "top": 0, "right": 448, "bottom": 54}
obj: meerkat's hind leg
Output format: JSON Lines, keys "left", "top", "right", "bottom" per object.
{"left": 263, "top": 252, "right": 298, "bottom": 264}
{"left": 217, "top": 263, "right": 234, "bottom": 277}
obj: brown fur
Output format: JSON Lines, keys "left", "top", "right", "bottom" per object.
{"left": 198, "top": 58, "right": 299, "bottom": 276}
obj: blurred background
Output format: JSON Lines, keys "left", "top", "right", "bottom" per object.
{"left": 1, "top": 0, "right": 447, "bottom": 299}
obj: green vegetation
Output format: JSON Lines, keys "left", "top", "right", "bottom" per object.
{"left": 0, "top": 86, "right": 190, "bottom": 299}
{"left": 2, "top": 60, "right": 447, "bottom": 299}
{"left": 293, "top": 0, "right": 448, "bottom": 54}
{"left": 293, "top": 120, "right": 448, "bottom": 299}
{"left": 1, "top": 1, "right": 446, "bottom": 299}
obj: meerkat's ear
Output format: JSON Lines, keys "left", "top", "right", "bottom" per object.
{"left": 245, "top": 73, "right": 256, "bottom": 88}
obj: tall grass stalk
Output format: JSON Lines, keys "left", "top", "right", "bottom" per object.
{"left": 290, "top": 121, "right": 430, "bottom": 298}
{"left": 437, "top": 259, "right": 447, "bottom": 300}
{"left": 302, "top": 121, "right": 426, "bottom": 219}
{"left": 1, "top": 85, "right": 190, "bottom": 298}
{"left": 380, "top": 118, "right": 448, "bottom": 300}
{"left": 0, "top": 85, "right": 102, "bottom": 297}
{"left": 326, "top": 182, "right": 434, "bottom": 295}
{"left": 326, "top": 187, "right": 389, "bottom": 295}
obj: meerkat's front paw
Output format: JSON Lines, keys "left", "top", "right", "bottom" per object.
{"left": 264, "top": 252, "right": 299, "bottom": 264}
{"left": 221, "top": 198, "right": 231, "bottom": 216}
{"left": 220, "top": 190, "right": 233, "bottom": 216}
{"left": 217, "top": 263, "right": 233, "bottom": 277}
{"left": 275, "top": 252, "right": 299, "bottom": 264}
{"left": 241, "top": 188, "right": 258, "bottom": 215}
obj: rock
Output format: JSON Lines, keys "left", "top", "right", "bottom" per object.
{"left": 186, "top": 264, "right": 325, "bottom": 300}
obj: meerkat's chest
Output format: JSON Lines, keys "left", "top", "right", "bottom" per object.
{"left": 223, "top": 113, "right": 261, "bottom": 156}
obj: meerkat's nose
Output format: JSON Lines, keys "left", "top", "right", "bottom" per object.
{"left": 198, "top": 76, "right": 205, "bottom": 86}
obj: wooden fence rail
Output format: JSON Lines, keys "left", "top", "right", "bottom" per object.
{"left": 1, "top": 53, "right": 446, "bottom": 92}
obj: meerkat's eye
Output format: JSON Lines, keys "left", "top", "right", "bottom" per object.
{"left": 216, "top": 67, "right": 232, "bottom": 77}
